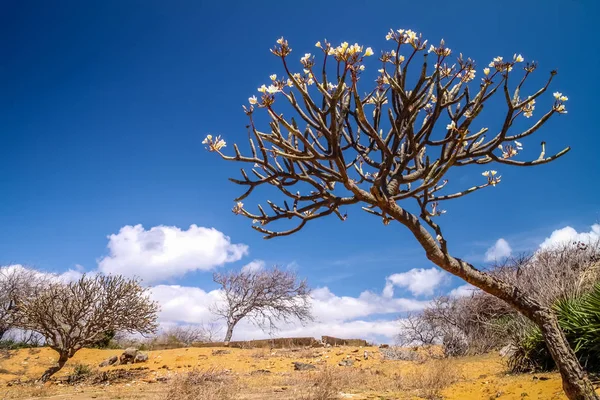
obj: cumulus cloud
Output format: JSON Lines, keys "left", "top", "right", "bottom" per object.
{"left": 383, "top": 268, "right": 448, "bottom": 297}
{"left": 241, "top": 260, "right": 265, "bottom": 273}
{"left": 538, "top": 224, "right": 600, "bottom": 250}
{"left": 0, "top": 264, "right": 82, "bottom": 283}
{"left": 150, "top": 283, "right": 428, "bottom": 343}
{"left": 97, "top": 224, "right": 248, "bottom": 283}
{"left": 484, "top": 238, "right": 512, "bottom": 262}
{"left": 448, "top": 284, "right": 477, "bottom": 298}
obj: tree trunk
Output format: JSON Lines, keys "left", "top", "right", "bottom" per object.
{"left": 535, "top": 310, "right": 599, "bottom": 400}
{"left": 385, "top": 204, "right": 600, "bottom": 400}
{"left": 41, "top": 351, "right": 69, "bottom": 382}
{"left": 223, "top": 323, "right": 235, "bottom": 345}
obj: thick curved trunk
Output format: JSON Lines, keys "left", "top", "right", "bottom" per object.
{"left": 40, "top": 351, "right": 69, "bottom": 382}
{"left": 387, "top": 203, "right": 599, "bottom": 400}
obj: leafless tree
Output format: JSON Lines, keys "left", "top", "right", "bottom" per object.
{"left": 0, "top": 266, "right": 46, "bottom": 340}
{"left": 211, "top": 266, "right": 312, "bottom": 343}
{"left": 203, "top": 30, "right": 597, "bottom": 399}
{"left": 12, "top": 273, "right": 159, "bottom": 381}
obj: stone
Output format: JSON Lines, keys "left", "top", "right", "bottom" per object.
{"left": 338, "top": 359, "right": 354, "bottom": 367}
{"left": 99, "top": 355, "right": 119, "bottom": 367}
{"left": 134, "top": 353, "right": 148, "bottom": 363}
{"left": 293, "top": 361, "right": 316, "bottom": 371}
{"left": 212, "top": 349, "right": 231, "bottom": 355}
{"left": 120, "top": 348, "right": 139, "bottom": 365}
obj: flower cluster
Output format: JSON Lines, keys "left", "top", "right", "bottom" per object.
{"left": 498, "top": 141, "right": 523, "bottom": 159}
{"left": 522, "top": 98, "right": 536, "bottom": 118}
{"left": 202, "top": 135, "right": 226, "bottom": 152}
{"left": 482, "top": 170, "right": 501, "bottom": 186}
{"left": 488, "top": 53, "right": 524, "bottom": 73}
{"left": 385, "top": 29, "right": 423, "bottom": 48}
{"left": 316, "top": 40, "right": 373, "bottom": 63}
{"left": 553, "top": 92, "right": 568, "bottom": 114}
{"left": 428, "top": 40, "right": 452, "bottom": 57}
{"left": 232, "top": 202, "right": 244, "bottom": 215}
{"left": 270, "top": 37, "right": 292, "bottom": 57}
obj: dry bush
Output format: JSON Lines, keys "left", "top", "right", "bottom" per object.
{"left": 293, "top": 367, "right": 341, "bottom": 400}
{"left": 165, "top": 369, "right": 239, "bottom": 400}
{"left": 397, "top": 359, "right": 462, "bottom": 399}
{"left": 400, "top": 243, "right": 600, "bottom": 358}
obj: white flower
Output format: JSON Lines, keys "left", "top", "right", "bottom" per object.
{"left": 266, "top": 85, "right": 280, "bottom": 94}
{"left": 364, "top": 47, "right": 374, "bottom": 57}
{"left": 232, "top": 202, "right": 244, "bottom": 215}
{"left": 300, "top": 53, "right": 312, "bottom": 65}
{"left": 514, "top": 54, "right": 524, "bottom": 63}
{"left": 560, "top": 95, "right": 568, "bottom": 101}
{"left": 258, "top": 85, "right": 268, "bottom": 93}
{"left": 315, "top": 41, "right": 322, "bottom": 48}
{"left": 483, "top": 67, "right": 490, "bottom": 76}
{"left": 202, "top": 134, "right": 226, "bottom": 152}
{"left": 404, "top": 30, "right": 418, "bottom": 44}
{"left": 269, "top": 74, "right": 277, "bottom": 81}
{"left": 482, "top": 171, "right": 490, "bottom": 177}
{"left": 556, "top": 104, "right": 568, "bottom": 114}
{"left": 276, "top": 37, "right": 285, "bottom": 45}
{"left": 248, "top": 95, "right": 258, "bottom": 105}
{"left": 446, "top": 121, "right": 457, "bottom": 131}
{"left": 553, "top": 92, "right": 562, "bottom": 100}
{"left": 428, "top": 45, "right": 435, "bottom": 53}
{"left": 514, "top": 140, "right": 523, "bottom": 150}
{"left": 522, "top": 98, "right": 536, "bottom": 118}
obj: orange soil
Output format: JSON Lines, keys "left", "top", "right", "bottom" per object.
{"left": 0, "top": 346, "right": 595, "bottom": 399}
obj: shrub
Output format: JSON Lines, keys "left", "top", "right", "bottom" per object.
{"left": 165, "top": 369, "right": 238, "bottom": 400}
{"left": 509, "top": 282, "right": 600, "bottom": 373}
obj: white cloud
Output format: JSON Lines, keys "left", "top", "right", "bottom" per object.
{"left": 151, "top": 284, "right": 429, "bottom": 343}
{"left": 241, "top": 260, "right": 265, "bottom": 273}
{"left": 383, "top": 268, "right": 448, "bottom": 297}
{"left": 97, "top": 224, "right": 248, "bottom": 283}
{"left": 448, "top": 284, "right": 477, "bottom": 298}
{"left": 0, "top": 264, "right": 82, "bottom": 283}
{"left": 538, "top": 224, "right": 600, "bottom": 250}
{"left": 484, "top": 238, "right": 512, "bottom": 262}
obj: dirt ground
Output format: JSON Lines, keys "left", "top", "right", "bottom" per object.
{"left": 0, "top": 346, "right": 596, "bottom": 399}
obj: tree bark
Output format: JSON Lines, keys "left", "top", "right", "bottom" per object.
{"left": 382, "top": 200, "right": 600, "bottom": 400}
{"left": 536, "top": 311, "right": 599, "bottom": 400}
{"left": 223, "top": 323, "right": 235, "bottom": 345}
{"left": 40, "top": 351, "right": 69, "bottom": 382}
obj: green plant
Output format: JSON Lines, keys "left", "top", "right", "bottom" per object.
{"left": 509, "top": 283, "right": 600, "bottom": 373}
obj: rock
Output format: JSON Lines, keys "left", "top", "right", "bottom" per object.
{"left": 363, "top": 351, "right": 369, "bottom": 360}
{"left": 338, "top": 359, "right": 354, "bottom": 367}
{"left": 293, "top": 362, "right": 316, "bottom": 371}
{"left": 379, "top": 344, "right": 389, "bottom": 349}
{"left": 120, "top": 348, "right": 139, "bottom": 365}
{"left": 212, "top": 349, "right": 231, "bottom": 355}
{"left": 99, "top": 355, "right": 119, "bottom": 367}
{"left": 134, "top": 353, "right": 148, "bottom": 363}
{"left": 499, "top": 344, "right": 516, "bottom": 358}
{"left": 250, "top": 369, "right": 271, "bottom": 375}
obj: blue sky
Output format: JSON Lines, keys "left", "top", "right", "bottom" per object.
{"left": 1, "top": 0, "right": 599, "bottom": 340}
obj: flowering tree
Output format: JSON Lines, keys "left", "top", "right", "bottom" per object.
{"left": 203, "top": 30, "right": 596, "bottom": 399}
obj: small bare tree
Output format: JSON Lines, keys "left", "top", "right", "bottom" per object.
{"left": 203, "top": 30, "right": 597, "bottom": 399}
{"left": 13, "top": 273, "right": 159, "bottom": 381}
{"left": 0, "top": 266, "right": 45, "bottom": 340}
{"left": 211, "top": 266, "right": 312, "bottom": 343}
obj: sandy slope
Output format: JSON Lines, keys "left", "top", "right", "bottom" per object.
{"left": 0, "top": 346, "right": 594, "bottom": 399}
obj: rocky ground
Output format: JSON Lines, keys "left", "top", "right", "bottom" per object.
{"left": 0, "top": 345, "right": 596, "bottom": 399}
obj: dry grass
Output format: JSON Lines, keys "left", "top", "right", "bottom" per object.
{"left": 397, "top": 358, "right": 463, "bottom": 399}
{"left": 164, "top": 368, "right": 240, "bottom": 400}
